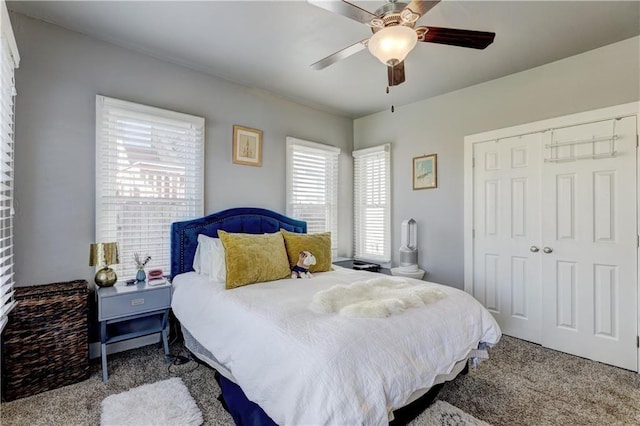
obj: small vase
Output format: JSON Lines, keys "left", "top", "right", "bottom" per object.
{"left": 136, "top": 268, "right": 146, "bottom": 282}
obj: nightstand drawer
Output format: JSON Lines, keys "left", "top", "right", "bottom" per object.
{"left": 99, "top": 287, "right": 171, "bottom": 320}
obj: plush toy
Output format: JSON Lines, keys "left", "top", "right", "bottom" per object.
{"left": 291, "top": 250, "right": 317, "bottom": 279}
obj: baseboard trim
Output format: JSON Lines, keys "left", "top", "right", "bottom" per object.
{"left": 89, "top": 333, "right": 161, "bottom": 359}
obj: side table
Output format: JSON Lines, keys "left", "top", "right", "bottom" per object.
{"left": 97, "top": 280, "right": 171, "bottom": 382}
{"left": 333, "top": 259, "right": 392, "bottom": 275}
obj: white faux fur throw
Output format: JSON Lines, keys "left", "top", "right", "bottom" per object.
{"left": 310, "top": 276, "right": 446, "bottom": 318}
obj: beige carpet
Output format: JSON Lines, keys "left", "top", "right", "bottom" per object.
{"left": 1, "top": 336, "right": 639, "bottom": 425}
{"left": 438, "top": 336, "right": 640, "bottom": 426}
{"left": 1, "top": 345, "right": 227, "bottom": 426}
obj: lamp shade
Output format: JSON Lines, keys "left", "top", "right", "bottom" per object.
{"left": 368, "top": 25, "right": 418, "bottom": 65}
{"left": 89, "top": 242, "right": 119, "bottom": 267}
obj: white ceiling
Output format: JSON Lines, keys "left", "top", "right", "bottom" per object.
{"left": 8, "top": 1, "right": 640, "bottom": 118}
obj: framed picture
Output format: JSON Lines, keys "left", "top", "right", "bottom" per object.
{"left": 233, "top": 125, "right": 263, "bottom": 167}
{"left": 413, "top": 153, "right": 437, "bottom": 190}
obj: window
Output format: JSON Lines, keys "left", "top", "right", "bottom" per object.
{"left": 0, "top": 1, "right": 19, "bottom": 333}
{"left": 286, "top": 137, "right": 340, "bottom": 256}
{"left": 96, "top": 96, "right": 204, "bottom": 279}
{"left": 353, "top": 144, "right": 391, "bottom": 263}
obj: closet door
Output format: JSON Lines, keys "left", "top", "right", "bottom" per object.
{"left": 540, "top": 116, "right": 637, "bottom": 370}
{"left": 473, "top": 133, "right": 542, "bottom": 343}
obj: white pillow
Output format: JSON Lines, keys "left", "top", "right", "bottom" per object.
{"left": 193, "top": 234, "right": 226, "bottom": 282}
{"left": 192, "top": 234, "right": 209, "bottom": 274}
{"left": 209, "top": 238, "right": 226, "bottom": 283}
{"left": 192, "top": 240, "right": 203, "bottom": 273}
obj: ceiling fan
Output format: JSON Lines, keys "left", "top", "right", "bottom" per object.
{"left": 309, "top": 0, "right": 495, "bottom": 87}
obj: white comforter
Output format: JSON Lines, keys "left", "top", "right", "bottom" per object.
{"left": 172, "top": 267, "right": 501, "bottom": 425}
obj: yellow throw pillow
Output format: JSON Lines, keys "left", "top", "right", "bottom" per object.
{"left": 218, "top": 230, "right": 291, "bottom": 289}
{"left": 280, "top": 229, "right": 332, "bottom": 273}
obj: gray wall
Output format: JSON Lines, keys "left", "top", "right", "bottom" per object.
{"left": 355, "top": 36, "right": 640, "bottom": 289}
{"left": 12, "top": 11, "right": 640, "bottom": 291}
{"left": 11, "top": 13, "right": 354, "bottom": 287}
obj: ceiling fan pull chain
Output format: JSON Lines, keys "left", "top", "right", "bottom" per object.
{"left": 386, "top": 84, "right": 395, "bottom": 113}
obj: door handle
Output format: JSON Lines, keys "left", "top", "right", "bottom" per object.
{"left": 543, "top": 247, "right": 553, "bottom": 254}
{"left": 530, "top": 246, "right": 539, "bottom": 253}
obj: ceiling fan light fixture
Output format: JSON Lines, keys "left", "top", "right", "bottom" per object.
{"left": 368, "top": 25, "right": 417, "bottom": 65}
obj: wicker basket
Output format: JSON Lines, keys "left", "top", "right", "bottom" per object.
{"left": 2, "top": 280, "right": 89, "bottom": 401}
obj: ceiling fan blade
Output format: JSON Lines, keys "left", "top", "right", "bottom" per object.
{"left": 404, "top": 1, "right": 440, "bottom": 17}
{"left": 311, "top": 39, "right": 368, "bottom": 70}
{"left": 308, "top": 0, "right": 379, "bottom": 25}
{"left": 416, "top": 26, "right": 495, "bottom": 49}
{"left": 387, "top": 61, "right": 406, "bottom": 87}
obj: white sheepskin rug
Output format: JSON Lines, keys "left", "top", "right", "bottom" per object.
{"left": 101, "top": 377, "right": 203, "bottom": 426}
{"left": 310, "top": 276, "right": 447, "bottom": 318}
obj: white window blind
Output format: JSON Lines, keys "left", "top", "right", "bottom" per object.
{"left": 353, "top": 144, "right": 391, "bottom": 263}
{"left": 286, "top": 137, "right": 340, "bottom": 255}
{"left": 96, "top": 96, "right": 204, "bottom": 279}
{"left": 0, "top": 1, "right": 19, "bottom": 334}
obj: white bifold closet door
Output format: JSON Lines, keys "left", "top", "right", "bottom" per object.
{"left": 472, "top": 115, "right": 637, "bottom": 371}
{"left": 540, "top": 116, "right": 637, "bottom": 370}
{"left": 472, "top": 132, "right": 543, "bottom": 344}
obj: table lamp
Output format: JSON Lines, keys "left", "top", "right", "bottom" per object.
{"left": 89, "top": 242, "right": 119, "bottom": 287}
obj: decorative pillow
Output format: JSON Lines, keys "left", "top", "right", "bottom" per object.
{"left": 193, "top": 234, "right": 226, "bottom": 282}
{"left": 280, "top": 229, "right": 332, "bottom": 273}
{"left": 218, "top": 230, "right": 291, "bottom": 289}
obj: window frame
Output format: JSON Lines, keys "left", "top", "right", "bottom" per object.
{"left": 95, "top": 95, "right": 204, "bottom": 279}
{"left": 353, "top": 144, "right": 391, "bottom": 263}
{"left": 285, "top": 136, "right": 340, "bottom": 256}
{"left": 0, "top": 0, "right": 20, "bottom": 334}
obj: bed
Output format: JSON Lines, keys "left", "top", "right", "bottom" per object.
{"left": 170, "top": 207, "right": 501, "bottom": 425}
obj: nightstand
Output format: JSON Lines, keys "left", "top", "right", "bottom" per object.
{"left": 97, "top": 281, "right": 171, "bottom": 382}
{"left": 333, "top": 259, "right": 391, "bottom": 275}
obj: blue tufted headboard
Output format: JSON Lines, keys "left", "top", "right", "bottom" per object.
{"left": 170, "top": 207, "right": 307, "bottom": 277}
